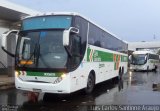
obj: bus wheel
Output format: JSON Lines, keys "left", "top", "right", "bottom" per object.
{"left": 85, "top": 73, "right": 95, "bottom": 94}
{"left": 43, "top": 93, "right": 51, "bottom": 101}
{"left": 154, "top": 66, "right": 157, "bottom": 72}
{"left": 147, "top": 66, "right": 149, "bottom": 72}
{"left": 118, "top": 68, "right": 122, "bottom": 80}
{"left": 43, "top": 93, "right": 55, "bottom": 101}
{"left": 122, "top": 67, "right": 124, "bottom": 75}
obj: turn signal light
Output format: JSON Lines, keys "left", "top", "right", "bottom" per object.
{"left": 20, "top": 60, "right": 33, "bottom": 65}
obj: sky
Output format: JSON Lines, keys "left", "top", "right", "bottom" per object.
{"left": 8, "top": 0, "right": 160, "bottom": 42}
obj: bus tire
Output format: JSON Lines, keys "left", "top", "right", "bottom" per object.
{"left": 85, "top": 73, "right": 95, "bottom": 94}
{"left": 147, "top": 66, "right": 149, "bottom": 72}
{"left": 118, "top": 67, "right": 122, "bottom": 80}
{"left": 43, "top": 93, "right": 59, "bottom": 101}
{"left": 122, "top": 67, "right": 124, "bottom": 75}
{"left": 154, "top": 66, "right": 157, "bottom": 72}
{"left": 43, "top": 93, "right": 52, "bottom": 101}
{"left": 121, "top": 67, "right": 124, "bottom": 79}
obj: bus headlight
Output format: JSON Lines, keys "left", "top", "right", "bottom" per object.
{"left": 53, "top": 74, "right": 67, "bottom": 84}
{"left": 15, "top": 71, "right": 20, "bottom": 77}
{"left": 61, "top": 74, "right": 67, "bottom": 79}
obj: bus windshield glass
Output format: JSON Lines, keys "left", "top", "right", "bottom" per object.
{"left": 131, "top": 54, "right": 147, "bottom": 65}
{"left": 16, "top": 30, "right": 68, "bottom": 69}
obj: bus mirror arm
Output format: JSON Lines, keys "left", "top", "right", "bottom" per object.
{"left": 70, "top": 27, "right": 79, "bottom": 34}
{"left": 1, "top": 31, "right": 18, "bottom": 57}
{"left": 1, "top": 46, "right": 15, "bottom": 57}
{"left": 1, "top": 30, "right": 19, "bottom": 57}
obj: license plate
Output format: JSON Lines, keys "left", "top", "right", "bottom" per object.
{"left": 33, "top": 88, "right": 42, "bottom": 92}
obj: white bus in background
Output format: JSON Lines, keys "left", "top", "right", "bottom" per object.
{"left": 2, "top": 12, "right": 128, "bottom": 95}
{"left": 129, "top": 50, "right": 159, "bottom": 71}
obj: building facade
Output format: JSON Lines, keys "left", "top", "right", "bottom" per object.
{"left": 128, "top": 41, "right": 160, "bottom": 53}
{"left": 0, "top": 0, "right": 40, "bottom": 76}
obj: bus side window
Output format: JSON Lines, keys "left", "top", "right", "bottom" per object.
{"left": 94, "top": 41, "right": 101, "bottom": 47}
{"left": 101, "top": 42, "right": 105, "bottom": 48}
{"left": 71, "top": 35, "right": 81, "bottom": 56}
{"left": 88, "top": 38, "right": 94, "bottom": 45}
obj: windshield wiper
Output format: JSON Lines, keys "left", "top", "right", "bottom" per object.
{"left": 35, "top": 44, "right": 40, "bottom": 66}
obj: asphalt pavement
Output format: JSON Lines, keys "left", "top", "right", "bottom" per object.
{"left": 0, "top": 70, "right": 160, "bottom": 111}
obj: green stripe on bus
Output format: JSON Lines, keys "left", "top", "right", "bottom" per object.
{"left": 87, "top": 48, "right": 128, "bottom": 62}
{"left": 87, "top": 48, "right": 113, "bottom": 62}
{"left": 87, "top": 48, "right": 91, "bottom": 61}
{"left": 96, "top": 50, "right": 113, "bottom": 62}
{"left": 26, "top": 71, "right": 63, "bottom": 77}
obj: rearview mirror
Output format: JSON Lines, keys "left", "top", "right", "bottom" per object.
{"left": 1, "top": 30, "right": 19, "bottom": 57}
{"left": 145, "top": 55, "right": 147, "bottom": 60}
{"left": 63, "top": 27, "right": 79, "bottom": 46}
{"left": 129, "top": 55, "right": 132, "bottom": 61}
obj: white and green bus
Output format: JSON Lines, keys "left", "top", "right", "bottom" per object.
{"left": 2, "top": 12, "right": 128, "bottom": 94}
{"left": 129, "top": 50, "right": 159, "bottom": 71}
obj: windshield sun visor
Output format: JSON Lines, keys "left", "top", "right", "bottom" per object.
{"left": 22, "top": 16, "right": 72, "bottom": 30}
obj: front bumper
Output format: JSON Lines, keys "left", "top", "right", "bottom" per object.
{"left": 15, "top": 75, "right": 71, "bottom": 94}
{"left": 130, "top": 65, "right": 147, "bottom": 71}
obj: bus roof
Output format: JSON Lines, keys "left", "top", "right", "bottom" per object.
{"left": 23, "top": 12, "right": 127, "bottom": 44}
{"left": 133, "top": 50, "right": 157, "bottom": 55}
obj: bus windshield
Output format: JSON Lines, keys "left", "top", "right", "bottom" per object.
{"left": 131, "top": 54, "right": 147, "bottom": 65}
{"left": 16, "top": 30, "right": 68, "bottom": 69}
